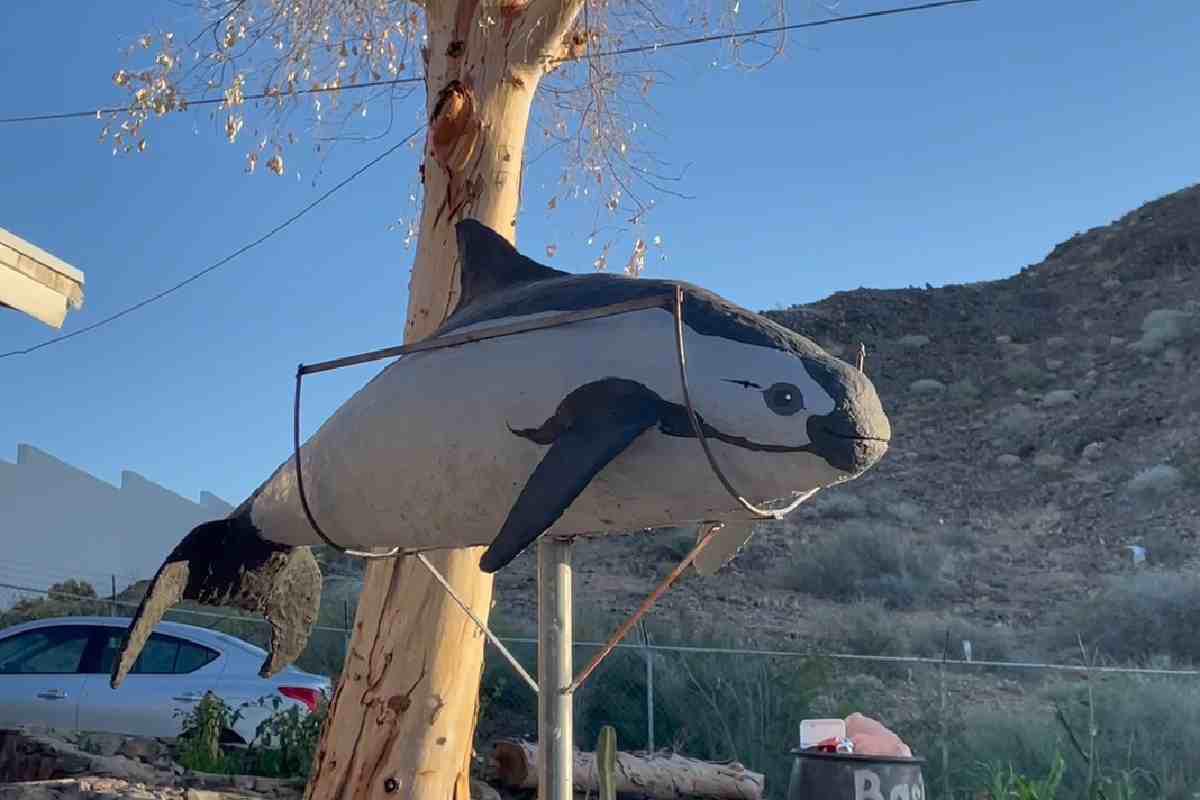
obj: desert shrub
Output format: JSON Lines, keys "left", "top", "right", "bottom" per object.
{"left": 1063, "top": 571, "right": 1200, "bottom": 665}
{"left": 938, "top": 526, "right": 979, "bottom": 551}
{"left": 1130, "top": 308, "right": 1200, "bottom": 354}
{"left": 991, "top": 404, "right": 1041, "bottom": 452}
{"left": 787, "top": 522, "right": 947, "bottom": 609}
{"left": 888, "top": 499, "right": 926, "bottom": 525}
{"left": 651, "top": 526, "right": 704, "bottom": 563}
{"left": 810, "top": 600, "right": 915, "bottom": 684}
{"left": 627, "top": 649, "right": 831, "bottom": 794}
{"left": 811, "top": 603, "right": 1021, "bottom": 683}
{"left": 910, "top": 378, "right": 947, "bottom": 395}
{"left": 810, "top": 491, "right": 868, "bottom": 519}
{"left": 1126, "top": 464, "right": 1185, "bottom": 496}
{"left": 1048, "top": 675, "right": 1200, "bottom": 799}
{"left": 1004, "top": 360, "right": 1051, "bottom": 389}
{"left": 0, "top": 579, "right": 109, "bottom": 628}
{"left": 947, "top": 378, "right": 983, "bottom": 404}
{"left": 1140, "top": 526, "right": 1194, "bottom": 567}
{"left": 904, "top": 617, "right": 1017, "bottom": 665}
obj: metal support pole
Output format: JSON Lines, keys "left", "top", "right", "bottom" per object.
{"left": 537, "top": 537, "right": 574, "bottom": 800}
{"left": 640, "top": 620, "right": 654, "bottom": 753}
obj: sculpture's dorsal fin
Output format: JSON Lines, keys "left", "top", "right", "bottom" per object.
{"left": 454, "top": 219, "right": 568, "bottom": 311}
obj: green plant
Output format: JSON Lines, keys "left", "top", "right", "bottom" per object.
{"left": 597, "top": 725, "right": 617, "bottom": 800}
{"left": 786, "top": 522, "right": 947, "bottom": 610}
{"left": 1062, "top": 571, "right": 1200, "bottom": 664}
{"left": 654, "top": 526, "right": 703, "bottom": 563}
{"left": 979, "top": 753, "right": 1066, "bottom": 799}
{"left": 948, "top": 378, "right": 983, "bottom": 404}
{"left": 173, "top": 690, "right": 328, "bottom": 780}
{"left": 1004, "top": 360, "right": 1051, "bottom": 390}
{"left": 245, "top": 692, "right": 329, "bottom": 779}
{"left": 1139, "top": 528, "right": 1193, "bottom": 569}
{"left": 819, "top": 600, "right": 909, "bottom": 661}
{"left": 1091, "top": 769, "right": 1153, "bottom": 800}
{"left": 175, "top": 692, "right": 242, "bottom": 774}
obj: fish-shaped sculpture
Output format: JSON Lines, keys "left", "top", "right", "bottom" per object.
{"left": 109, "top": 219, "right": 891, "bottom": 688}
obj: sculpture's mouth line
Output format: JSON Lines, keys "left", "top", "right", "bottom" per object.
{"left": 689, "top": 426, "right": 889, "bottom": 453}
{"left": 660, "top": 419, "right": 813, "bottom": 454}
{"left": 820, "top": 428, "right": 891, "bottom": 444}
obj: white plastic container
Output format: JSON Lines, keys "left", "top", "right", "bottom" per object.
{"left": 799, "top": 718, "right": 847, "bottom": 750}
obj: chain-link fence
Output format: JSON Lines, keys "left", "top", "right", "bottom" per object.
{"left": 3, "top": 577, "right": 1199, "bottom": 799}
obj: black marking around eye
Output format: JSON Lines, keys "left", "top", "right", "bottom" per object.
{"left": 723, "top": 379, "right": 763, "bottom": 390}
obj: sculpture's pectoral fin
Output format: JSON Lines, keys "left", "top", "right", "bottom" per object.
{"left": 692, "top": 521, "right": 757, "bottom": 576}
{"left": 481, "top": 380, "right": 662, "bottom": 573}
{"left": 110, "top": 519, "right": 322, "bottom": 689}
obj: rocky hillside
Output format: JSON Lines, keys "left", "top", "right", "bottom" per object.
{"left": 489, "top": 182, "right": 1200, "bottom": 659}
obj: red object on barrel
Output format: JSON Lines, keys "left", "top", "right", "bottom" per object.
{"left": 811, "top": 736, "right": 855, "bottom": 754}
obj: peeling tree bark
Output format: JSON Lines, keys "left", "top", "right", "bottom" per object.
{"left": 305, "top": 4, "right": 584, "bottom": 800}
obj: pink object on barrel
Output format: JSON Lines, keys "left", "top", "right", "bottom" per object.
{"left": 844, "top": 713, "right": 913, "bottom": 757}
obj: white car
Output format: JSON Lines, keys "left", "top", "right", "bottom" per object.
{"left": 0, "top": 616, "right": 331, "bottom": 745}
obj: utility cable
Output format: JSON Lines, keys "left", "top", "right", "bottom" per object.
{"left": 1, "top": 0, "right": 979, "bottom": 125}
{"left": 0, "top": 124, "right": 425, "bottom": 360}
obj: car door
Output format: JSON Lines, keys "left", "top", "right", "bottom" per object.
{"left": 77, "top": 626, "right": 226, "bottom": 739}
{"left": 0, "top": 624, "right": 91, "bottom": 731}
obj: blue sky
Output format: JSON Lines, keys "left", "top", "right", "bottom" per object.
{"left": 1, "top": 1, "right": 1197, "bottom": 507}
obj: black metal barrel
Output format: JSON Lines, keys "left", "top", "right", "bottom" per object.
{"left": 785, "top": 751, "right": 927, "bottom": 800}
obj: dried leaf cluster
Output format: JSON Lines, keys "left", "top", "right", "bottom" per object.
{"left": 104, "top": 0, "right": 792, "bottom": 268}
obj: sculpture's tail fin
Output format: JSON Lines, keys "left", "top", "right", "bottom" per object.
{"left": 110, "top": 519, "right": 322, "bottom": 688}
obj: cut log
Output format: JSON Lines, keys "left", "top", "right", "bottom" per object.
{"left": 490, "top": 740, "right": 764, "bottom": 800}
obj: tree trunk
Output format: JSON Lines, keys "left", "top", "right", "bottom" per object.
{"left": 490, "top": 740, "right": 766, "bottom": 800}
{"left": 306, "top": 4, "right": 583, "bottom": 800}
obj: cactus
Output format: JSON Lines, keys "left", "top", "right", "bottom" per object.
{"left": 597, "top": 725, "right": 618, "bottom": 800}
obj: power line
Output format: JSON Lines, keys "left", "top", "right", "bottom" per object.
{"left": 0, "top": 77, "right": 423, "bottom": 125}
{"left": 0, "top": 123, "right": 425, "bottom": 361}
{"left": 0, "top": 0, "right": 979, "bottom": 356}
{"left": 3, "top": 578, "right": 1197, "bottom": 678}
{"left": 576, "top": 0, "right": 980, "bottom": 61}
{"left": 2, "top": 0, "right": 979, "bottom": 125}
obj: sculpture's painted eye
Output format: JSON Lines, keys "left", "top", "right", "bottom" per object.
{"left": 763, "top": 382, "right": 804, "bottom": 416}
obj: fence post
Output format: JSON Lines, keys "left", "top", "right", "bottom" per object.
{"left": 940, "top": 633, "right": 950, "bottom": 800}
{"left": 640, "top": 620, "right": 654, "bottom": 753}
{"left": 110, "top": 575, "right": 117, "bottom": 616}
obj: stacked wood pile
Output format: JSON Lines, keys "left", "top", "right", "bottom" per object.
{"left": 489, "top": 740, "right": 765, "bottom": 800}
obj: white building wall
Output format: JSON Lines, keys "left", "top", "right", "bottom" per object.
{"left": 0, "top": 444, "right": 233, "bottom": 605}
